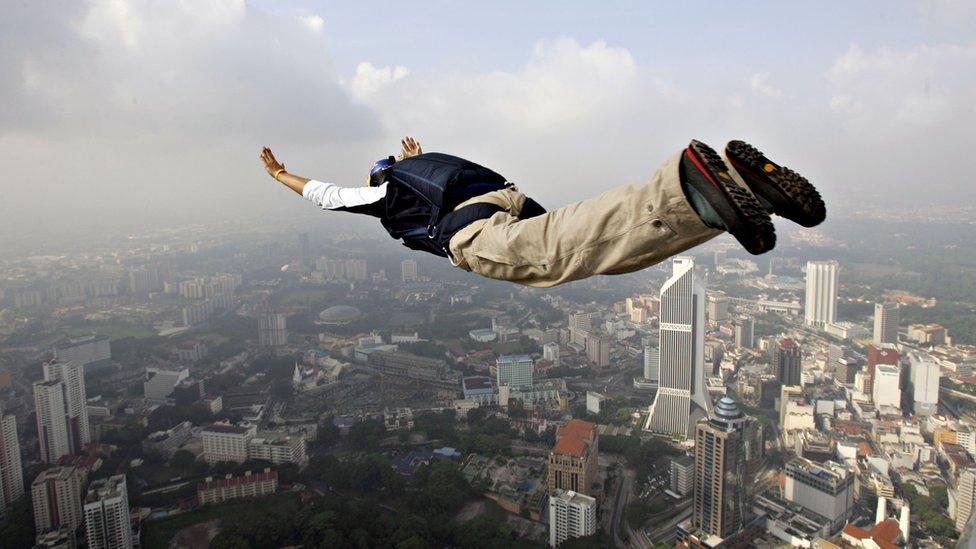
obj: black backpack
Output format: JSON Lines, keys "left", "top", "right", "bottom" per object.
{"left": 379, "top": 153, "right": 511, "bottom": 257}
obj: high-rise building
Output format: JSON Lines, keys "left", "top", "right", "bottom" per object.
{"left": 202, "top": 422, "right": 257, "bottom": 464}
{"left": 873, "top": 364, "right": 901, "bottom": 409}
{"left": 957, "top": 468, "right": 976, "bottom": 534}
{"left": 43, "top": 361, "right": 90, "bottom": 454}
{"left": 83, "top": 475, "right": 132, "bottom": 549}
{"left": 548, "top": 420, "right": 599, "bottom": 497}
{"left": 733, "top": 316, "right": 754, "bottom": 349}
{"left": 707, "top": 295, "right": 730, "bottom": 323}
{"left": 804, "top": 260, "right": 838, "bottom": 328}
{"left": 783, "top": 457, "right": 854, "bottom": 532}
{"left": 258, "top": 311, "right": 287, "bottom": 347}
{"left": 400, "top": 259, "right": 418, "bottom": 282}
{"left": 143, "top": 367, "right": 190, "bottom": 405}
{"left": 568, "top": 312, "right": 596, "bottom": 334}
{"left": 543, "top": 342, "right": 560, "bottom": 367}
{"left": 775, "top": 338, "right": 802, "bottom": 387}
{"left": 643, "top": 339, "right": 660, "bottom": 385}
{"left": 873, "top": 302, "right": 899, "bottom": 346}
{"left": 584, "top": 333, "right": 610, "bottom": 368}
{"left": 688, "top": 397, "right": 748, "bottom": 541}
{"left": 670, "top": 455, "right": 693, "bottom": 496}
{"left": 496, "top": 355, "right": 534, "bottom": 390}
{"left": 909, "top": 352, "right": 940, "bottom": 417}
{"left": 645, "top": 257, "right": 711, "bottom": 438}
{"left": 33, "top": 380, "right": 71, "bottom": 464}
{"left": 548, "top": 489, "right": 597, "bottom": 547}
{"left": 31, "top": 467, "right": 84, "bottom": 534}
{"left": 866, "top": 345, "right": 899, "bottom": 398}
{"left": 0, "top": 408, "right": 24, "bottom": 517}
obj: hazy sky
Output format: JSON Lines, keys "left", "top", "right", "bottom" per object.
{"left": 2, "top": 0, "right": 975, "bottom": 239}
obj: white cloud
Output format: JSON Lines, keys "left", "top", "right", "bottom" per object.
{"left": 750, "top": 73, "right": 783, "bottom": 99}
{"left": 345, "top": 62, "right": 410, "bottom": 102}
{"left": 298, "top": 14, "right": 325, "bottom": 33}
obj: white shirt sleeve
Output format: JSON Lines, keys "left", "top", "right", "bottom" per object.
{"left": 302, "top": 180, "right": 388, "bottom": 210}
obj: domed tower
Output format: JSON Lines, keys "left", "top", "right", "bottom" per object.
{"left": 687, "top": 396, "right": 748, "bottom": 542}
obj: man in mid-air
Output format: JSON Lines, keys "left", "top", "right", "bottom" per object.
{"left": 259, "top": 137, "right": 824, "bottom": 287}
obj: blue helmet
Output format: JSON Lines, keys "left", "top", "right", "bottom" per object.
{"left": 367, "top": 156, "right": 396, "bottom": 187}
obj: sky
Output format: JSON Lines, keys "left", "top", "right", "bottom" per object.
{"left": 2, "top": 0, "right": 975, "bottom": 239}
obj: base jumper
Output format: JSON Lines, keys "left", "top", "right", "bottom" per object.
{"left": 259, "top": 137, "right": 825, "bottom": 288}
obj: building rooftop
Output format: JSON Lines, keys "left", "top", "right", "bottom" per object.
{"left": 462, "top": 376, "right": 493, "bottom": 391}
{"left": 497, "top": 354, "right": 533, "bottom": 364}
{"left": 552, "top": 488, "right": 596, "bottom": 505}
{"left": 554, "top": 419, "right": 596, "bottom": 457}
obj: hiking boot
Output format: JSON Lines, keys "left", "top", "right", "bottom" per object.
{"left": 725, "top": 140, "right": 826, "bottom": 227}
{"left": 681, "top": 140, "right": 776, "bottom": 255}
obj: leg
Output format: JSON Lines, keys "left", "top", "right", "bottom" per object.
{"left": 448, "top": 151, "right": 722, "bottom": 288}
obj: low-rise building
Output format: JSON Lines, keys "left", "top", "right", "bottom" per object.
{"left": 197, "top": 469, "right": 278, "bottom": 505}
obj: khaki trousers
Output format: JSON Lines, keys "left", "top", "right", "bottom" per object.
{"left": 447, "top": 151, "right": 722, "bottom": 288}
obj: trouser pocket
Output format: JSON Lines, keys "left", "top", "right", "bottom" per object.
{"left": 471, "top": 250, "right": 549, "bottom": 284}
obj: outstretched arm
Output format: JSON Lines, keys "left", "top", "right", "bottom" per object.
{"left": 259, "top": 146, "right": 387, "bottom": 215}
{"left": 260, "top": 147, "right": 309, "bottom": 195}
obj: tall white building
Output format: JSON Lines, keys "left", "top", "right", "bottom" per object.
{"left": 543, "top": 342, "right": 560, "bottom": 366}
{"left": 643, "top": 341, "right": 660, "bottom": 385}
{"left": 645, "top": 257, "right": 712, "bottom": 438}
{"left": 33, "top": 380, "right": 71, "bottom": 464}
{"left": 804, "top": 261, "right": 839, "bottom": 328}
{"left": 784, "top": 457, "right": 854, "bottom": 532}
{"left": 84, "top": 475, "right": 133, "bottom": 549}
{"left": 873, "top": 364, "right": 901, "bottom": 408}
{"left": 0, "top": 408, "right": 24, "bottom": 516}
{"left": 957, "top": 468, "right": 976, "bottom": 534}
{"left": 43, "top": 360, "right": 90, "bottom": 454}
{"left": 143, "top": 367, "right": 190, "bottom": 404}
{"left": 549, "top": 489, "right": 597, "bottom": 547}
{"left": 496, "top": 355, "right": 534, "bottom": 389}
{"left": 873, "top": 302, "right": 899, "bottom": 345}
{"left": 400, "top": 259, "right": 418, "bottom": 282}
{"left": 909, "top": 352, "right": 940, "bottom": 417}
{"left": 258, "top": 311, "right": 288, "bottom": 347}
{"left": 31, "top": 466, "right": 84, "bottom": 534}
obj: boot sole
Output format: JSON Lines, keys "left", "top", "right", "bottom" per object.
{"left": 686, "top": 140, "right": 776, "bottom": 255}
{"left": 725, "top": 140, "right": 826, "bottom": 227}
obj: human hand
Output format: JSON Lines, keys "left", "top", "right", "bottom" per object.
{"left": 260, "top": 147, "right": 286, "bottom": 179}
{"left": 398, "top": 136, "right": 423, "bottom": 160}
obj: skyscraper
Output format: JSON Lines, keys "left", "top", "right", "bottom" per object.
{"left": 866, "top": 345, "right": 899, "bottom": 398}
{"left": 873, "top": 302, "right": 899, "bottom": 345}
{"left": 957, "top": 468, "right": 976, "bottom": 534}
{"left": 645, "top": 257, "right": 711, "bottom": 438}
{"left": 585, "top": 333, "right": 610, "bottom": 368}
{"left": 688, "top": 397, "right": 748, "bottom": 540}
{"left": 775, "top": 338, "right": 802, "bottom": 387}
{"left": 733, "top": 316, "right": 754, "bottom": 349}
{"left": 804, "top": 260, "right": 838, "bottom": 328}
{"left": 31, "top": 466, "right": 84, "bottom": 534}
{"left": 43, "top": 360, "right": 90, "bottom": 454}
{"left": 258, "top": 311, "right": 287, "bottom": 347}
{"left": 496, "top": 355, "right": 534, "bottom": 389}
{"left": 909, "top": 352, "right": 940, "bottom": 417}
{"left": 33, "top": 380, "right": 71, "bottom": 464}
{"left": 0, "top": 408, "right": 24, "bottom": 517}
{"left": 548, "top": 489, "right": 597, "bottom": 547}
{"left": 643, "top": 337, "right": 660, "bottom": 385}
{"left": 400, "top": 259, "right": 418, "bottom": 282}
{"left": 873, "top": 364, "right": 901, "bottom": 409}
{"left": 84, "top": 475, "right": 133, "bottom": 549}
